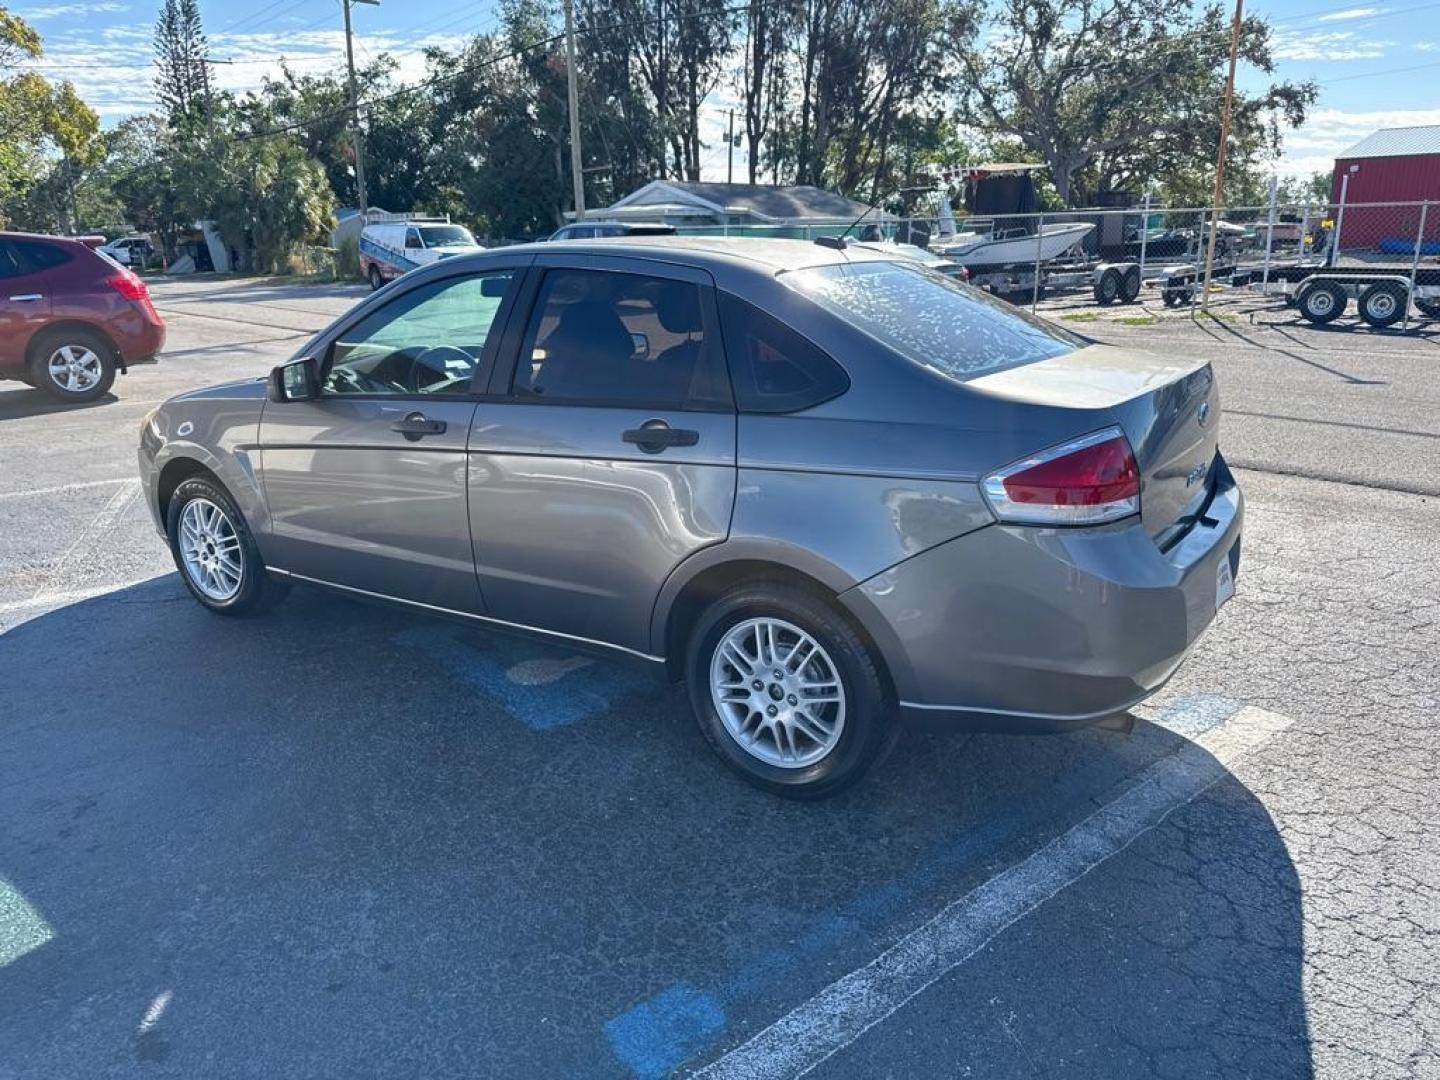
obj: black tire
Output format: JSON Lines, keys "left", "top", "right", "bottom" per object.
{"left": 1095, "top": 268, "right": 1121, "bottom": 306}
{"left": 1416, "top": 298, "right": 1440, "bottom": 320}
{"left": 1120, "top": 266, "right": 1142, "bottom": 303}
{"left": 27, "top": 327, "right": 117, "bottom": 403}
{"left": 166, "top": 475, "right": 288, "bottom": 616}
{"left": 1358, "top": 282, "right": 1407, "bottom": 328}
{"left": 368, "top": 264, "right": 384, "bottom": 291}
{"left": 684, "top": 583, "right": 898, "bottom": 799}
{"left": 1298, "top": 281, "right": 1347, "bottom": 325}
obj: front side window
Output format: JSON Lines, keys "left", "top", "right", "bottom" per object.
{"left": 323, "top": 271, "right": 514, "bottom": 397}
{"left": 784, "top": 260, "right": 1081, "bottom": 381}
{"left": 513, "top": 269, "right": 728, "bottom": 409}
{"left": 404, "top": 228, "right": 422, "bottom": 249}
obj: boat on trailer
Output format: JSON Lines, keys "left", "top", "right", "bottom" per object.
{"left": 935, "top": 221, "right": 1095, "bottom": 267}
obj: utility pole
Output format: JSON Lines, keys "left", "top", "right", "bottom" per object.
{"left": 1201, "top": 0, "right": 1243, "bottom": 313}
{"left": 563, "top": 0, "right": 585, "bottom": 220}
{"left": 202, "top": 57, "right": 233, "bottom": 142}
{"left": 727, "top": 108, "right": 735, "bottom": 183}
{"left": 343, "top": 0, "right": 379, "bottom": 222}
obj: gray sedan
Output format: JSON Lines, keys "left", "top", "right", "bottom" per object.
{"left": 137, "top": 237, "right": 1241, "bottom": 797}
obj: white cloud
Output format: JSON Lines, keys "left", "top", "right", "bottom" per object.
{"left": 1277, "top": 106, "right": 1440, "bottom": 175}
{"left": 1416, "top": 41, "right": 1439, "bottom": 52}
{"left": 1272, "top": 29, "right": 1393, "bottom": 61}
{"left": 18, "top": 1, "right": 126, "bottom": 19}
{"left": 20, "top": 21, "right": 472, "bottom": 123}
{"left": 1317, "top": 6, "right": 1383, "bottom": 21}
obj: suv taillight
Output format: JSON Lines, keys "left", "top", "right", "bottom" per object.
{"left": 106, "top": 271, "right": 149, "bottom": 301}
{"left": 982, "top": 427, "right": 1140, "bottom": 526}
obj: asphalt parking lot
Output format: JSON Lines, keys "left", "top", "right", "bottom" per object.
{"left": 2, "top": 274, "right": 1437, "bottom": 1079}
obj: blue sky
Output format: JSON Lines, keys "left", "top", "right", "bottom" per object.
{"left": 9, "top": 0, "right": 1440, "bottom": 182}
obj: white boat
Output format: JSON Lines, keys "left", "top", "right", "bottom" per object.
{"left": 935, "top": 221, "right": 1095, "bottom": 267}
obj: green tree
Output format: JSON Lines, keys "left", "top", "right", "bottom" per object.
{"left": 949, "top": 0, "right": 1316, "bottom": 206}
{"left": 1, "top": 5, "right": 102, "bottom": 227}
{"left": 153, "top": 0, "right": 211, "bottom": 127}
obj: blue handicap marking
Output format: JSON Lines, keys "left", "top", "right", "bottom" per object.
{"left": 392, "top": 624, "right": 649, "bottom": 731}
{"left": 1150, "top": 692, "right": 1240, "bottom": 738}
{"left": 601, "top": 692, "right": 1243, "bottom": 1076}
{"left": 604, "top": 984, "right": 727, "bottom": 1080}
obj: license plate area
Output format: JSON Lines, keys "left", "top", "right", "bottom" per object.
{"left": 1216, "top": 545, "right": 1236, "bottom": 610}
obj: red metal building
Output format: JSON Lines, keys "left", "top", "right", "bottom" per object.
{"left": 1330, "top": 125, "right": 1440, "bottom": 253}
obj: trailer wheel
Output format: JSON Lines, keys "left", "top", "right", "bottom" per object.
{"left": 1298, "top": 281, "right": 1347, "bottom": 325}
{"left": 1095, "top": 268, "right": 1122, "bottom": 306}
{"left": 1120, "top": 266, "right": 1142, "bottom": 303}
{"left": 1358, "top": 282, "right": 1407, "bottom": 328}
{"left": 1416, "top": 298, "right": 1440, "bottom": 320}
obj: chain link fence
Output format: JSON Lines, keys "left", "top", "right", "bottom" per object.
{"left": 671, "top": 193, "right": 1440, "bottom": 328}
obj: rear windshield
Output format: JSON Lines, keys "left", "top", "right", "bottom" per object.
{"left": 419, "top": 225, "right": 476, "bottom": 248}
{"left": 782, "top": 260, "right": 1081, "bottom": 381}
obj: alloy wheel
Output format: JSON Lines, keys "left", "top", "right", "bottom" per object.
{"left": 178, "top": 498, "right": 244, "bottom": 601}
{"left": 709, "top": 617, "right": 846, "bottom": 769}
{"left": 46, "top": 345, "right": 104, "bottom": 394}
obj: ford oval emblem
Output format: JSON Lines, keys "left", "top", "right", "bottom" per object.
{"left": 1196, "top": 401, "right": 1211, "bottom": 426}
{"left": 176, "top": 421, "right": 194, "bottom": 437}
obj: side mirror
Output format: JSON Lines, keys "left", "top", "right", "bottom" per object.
{"left": 268, "top": 356, "right": 320, "bottom": 402}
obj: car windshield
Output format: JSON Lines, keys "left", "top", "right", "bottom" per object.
{"left": 783, "top": 260, "right": 1081, "bottom": 381}
{"left": 419, "top": 225, "right": 476, "bottom": 248}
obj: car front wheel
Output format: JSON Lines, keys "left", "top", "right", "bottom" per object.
{"left": 166, "top": 476, "right": 288, "bottom": 615}
{"left": 685, "top": 584, "right": 897, "bottom": 798}
{"left": 28, "top": 328, "right": 116, "bottom": 403}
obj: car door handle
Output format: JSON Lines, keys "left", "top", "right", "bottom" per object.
{"left": 622, "top": 422, "right": 699, "bottom": 453}
{"left": 8, "top": 294, "right": 43, "bottom": 302}
{"left": 391, "top": 413, "right": 447, "bottom": 440}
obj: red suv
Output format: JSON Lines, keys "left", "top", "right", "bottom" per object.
{"left": 1, "top": 231, "right": 166, "bottom": 402}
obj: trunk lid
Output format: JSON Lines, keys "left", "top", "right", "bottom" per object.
{"left": 968, "top": 343, "right": 1219, "bottom": 545}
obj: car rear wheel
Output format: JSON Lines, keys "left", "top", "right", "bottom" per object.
{"left": 685, "top": 583, "right": 897, "bottom": 798}
{"left": 368, "top": 264, "right": 384, "bottom": 291}
{"left": 28, "top": 328, "right": 116, "bottom": 403}
{"left": 166, "top": 476, "right": 288, "bottom": 616}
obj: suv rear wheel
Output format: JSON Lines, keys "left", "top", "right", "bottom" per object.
{"left": 685, "top": 583, "right": 897, "bottom": 798}
{"left": 28, "top": 327, "right": 116, "bottom": 403}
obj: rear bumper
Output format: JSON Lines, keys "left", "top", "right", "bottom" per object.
{"left": 115, "top": 309, "right": 166, "bottom": 365}
{"left": 845, "top": 456, "right": 1243, "bottom": 731}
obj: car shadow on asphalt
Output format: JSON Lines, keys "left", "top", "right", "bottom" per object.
{"left": 0, "top": 577, "right": 1311, "bottom": 1079}
{"left": 0, "top": 387, "right": 119, "bottom": 420}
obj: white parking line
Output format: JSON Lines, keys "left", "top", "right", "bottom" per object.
{"left": 27, "top": 479, "right": 140, "bottom": 603}
{"left": 0, "top": 477, "right": 134, "bottom": 502}
{"left": 694, "top": 706, "right": 1293, "bottom": 1080}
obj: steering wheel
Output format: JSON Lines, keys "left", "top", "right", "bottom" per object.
{"left": 406, "top": 345, "right": 476, "bottom": 394}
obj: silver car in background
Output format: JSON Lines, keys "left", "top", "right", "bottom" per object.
{"left": 138, "top": 237, "right": 1241, "bottom": 797}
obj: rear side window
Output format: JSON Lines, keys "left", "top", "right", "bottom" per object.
{"left": 514, "top": 269, "right": 730, "bottom": 410}
{"left": 783, "top": 261, "right": 1080, "bottom": 381}
{"left": 717, "top": 291, "right": 849, "bottom": 413}
{"left": 11, "top": 240, "right": 73, "bottom": 272}
{"left": 0, "top": 243, "right": 27, "bottom": 278}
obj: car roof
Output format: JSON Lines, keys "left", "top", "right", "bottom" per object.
{"left": 0, "top": 231, "right": 88, "bottom": 246}
{"left": 513, "top": 234, "right": 899, "bottom": 274}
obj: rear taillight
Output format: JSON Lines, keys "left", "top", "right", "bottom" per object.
{"left": 982, "top": 427, "right": 1140, "bottom": 526}
{"left": 106, "top": 271, "right": 149, "bottom": 301}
